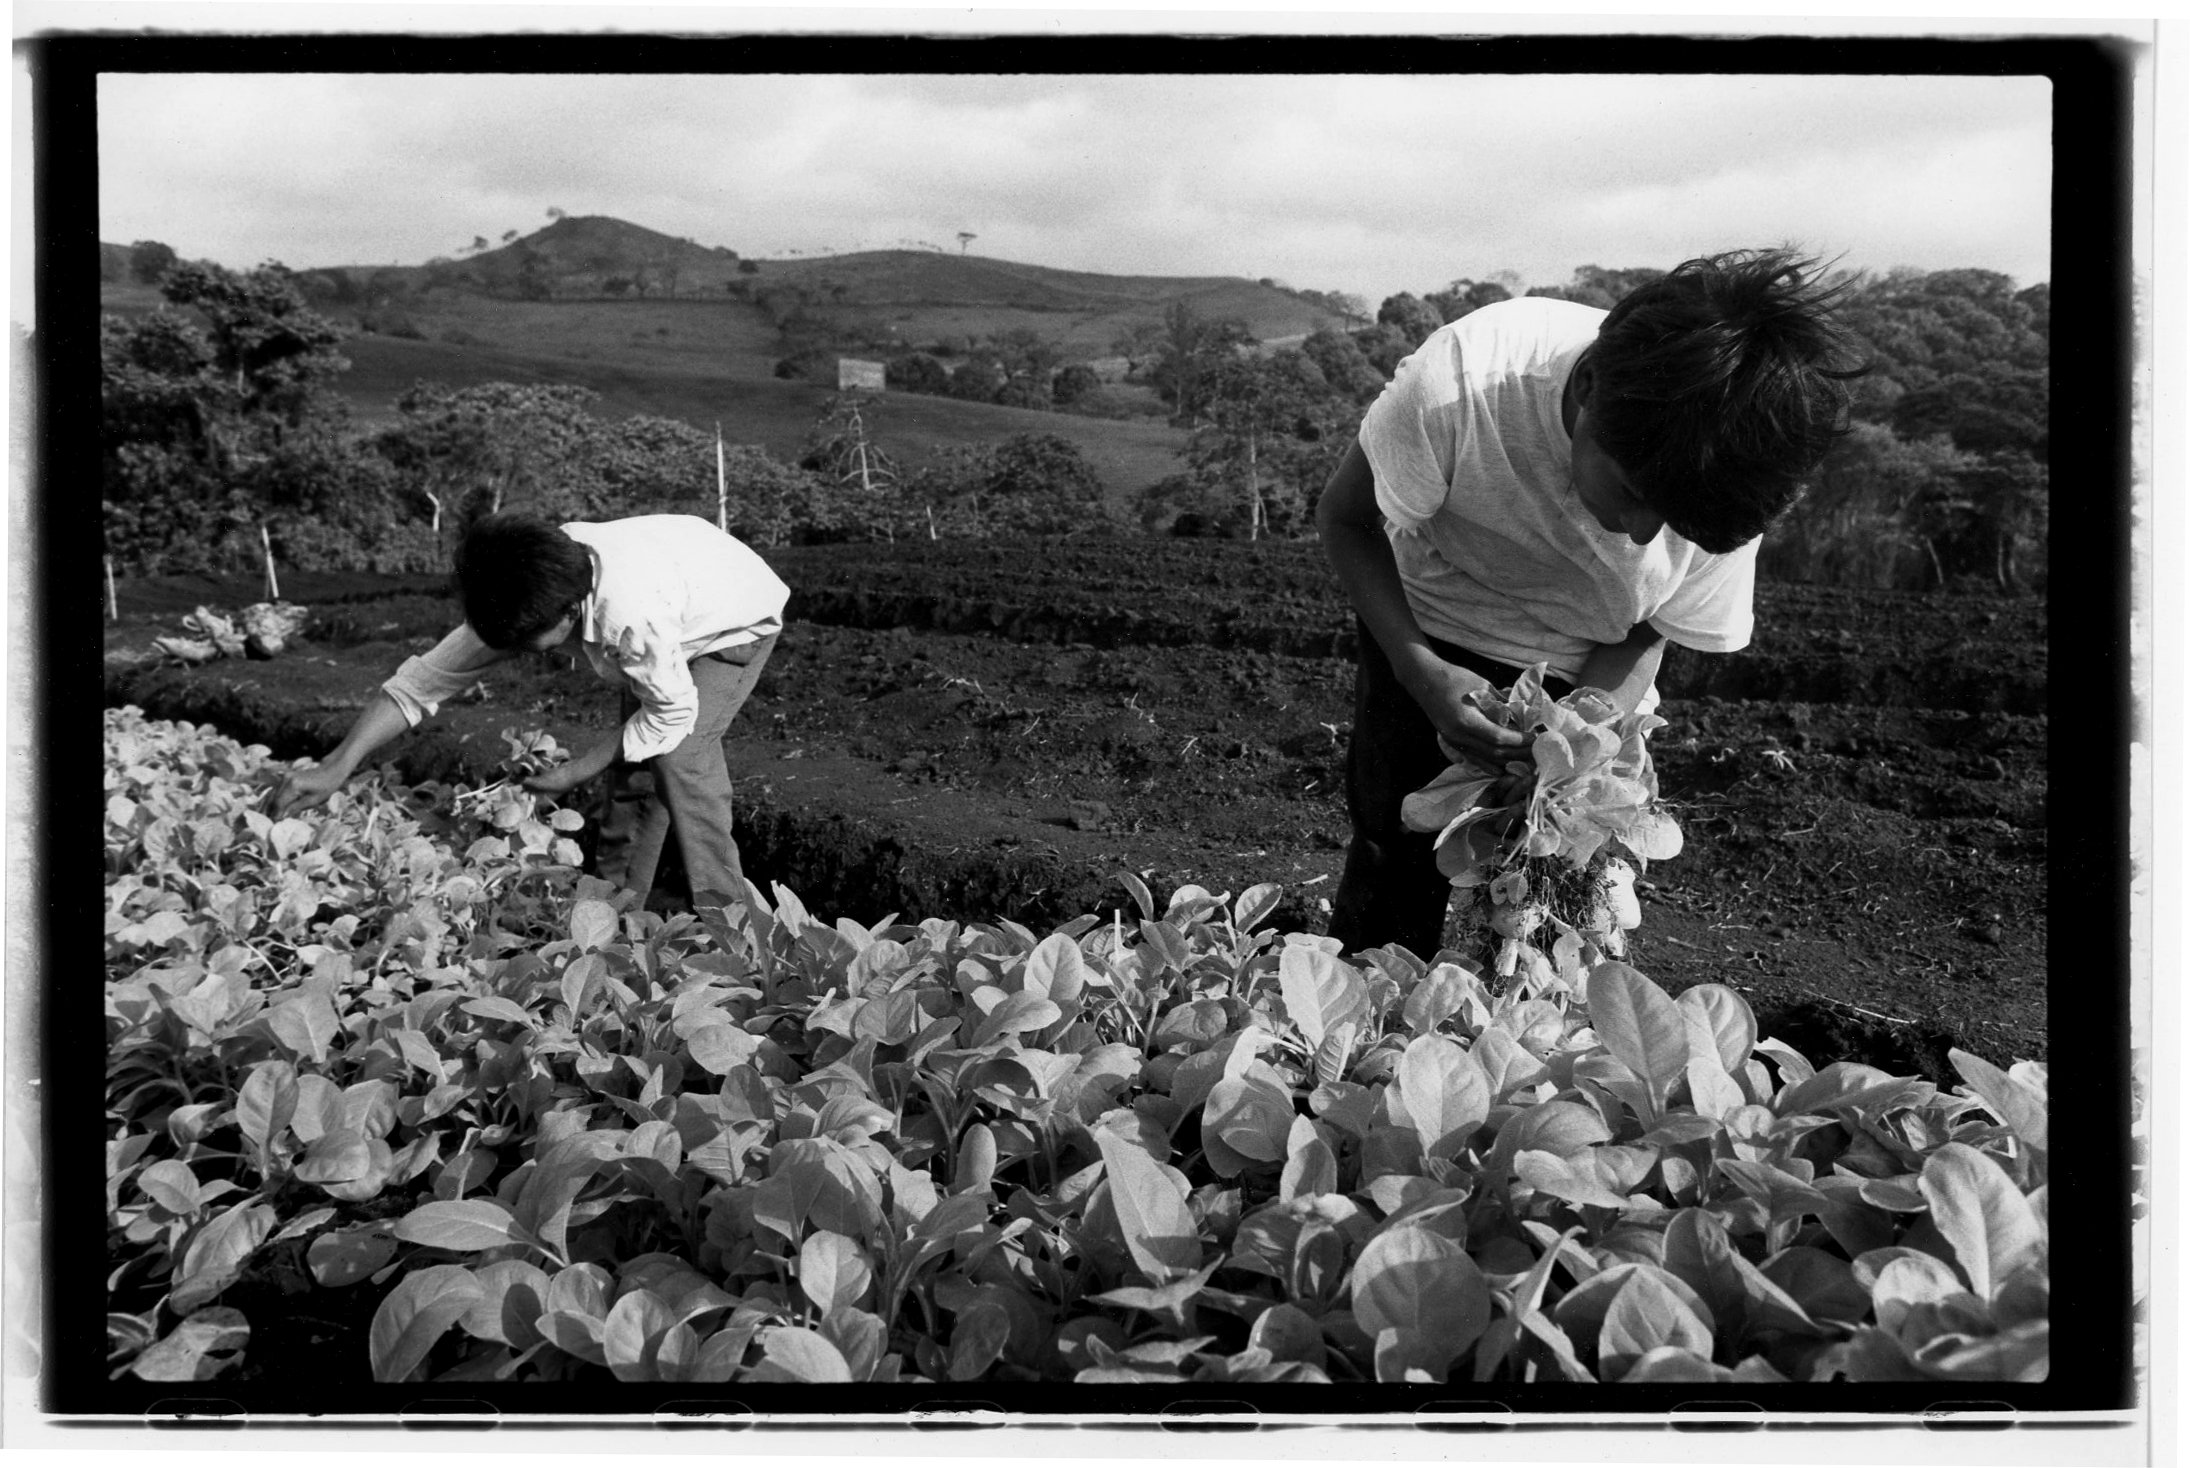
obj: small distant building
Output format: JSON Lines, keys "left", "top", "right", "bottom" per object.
{"left": 837, "top": 358, "right": 886, "bottom": 392}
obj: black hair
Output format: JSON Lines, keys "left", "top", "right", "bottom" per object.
{"left": 452, "top": 513, "right": 593, "bottom": 649}
{"left": 1587, "top": 248, "right": 1870, "bottom": 554}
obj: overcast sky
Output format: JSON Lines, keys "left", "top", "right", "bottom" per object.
{"left": 93, "top": 67, "right": 2053, "bottom": 303}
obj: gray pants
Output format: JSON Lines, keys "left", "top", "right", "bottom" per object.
{"left": 595, "top": 634, "right": 777, "bottom": 907}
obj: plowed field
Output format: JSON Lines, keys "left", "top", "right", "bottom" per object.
{"left": 103, "top": 537, "right": 2053, "bottom": 1079}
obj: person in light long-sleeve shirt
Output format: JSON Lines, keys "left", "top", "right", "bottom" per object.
{"left": 273, "top": 512, "right": 790, "bottom": 905}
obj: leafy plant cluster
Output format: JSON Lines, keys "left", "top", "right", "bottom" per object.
{"left": 1404, "top": 667, "right": 1681, "bottom": 980}
{"left": 107, "top": 708, "right": 2046, "bottom": 1389}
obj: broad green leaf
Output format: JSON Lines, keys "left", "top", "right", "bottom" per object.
{"left": 1678, "top": 984, "right": 1757, "bottom": 1074}
{"left": 392, "top": 1198, "right": 524, "bottom": 1253}
{"left": 1623, "top": 810, "right": 1683, "bottom": 860}
{"left": 1583, "top": 962, "right": 1686, "bottom": 1110}
{"left": 267, "top": 992, "right": 338, "bottom": 1064}
{"left": 1949, "top": 1048, "right": 2047, "bottom": 1153}
{"left": 460, "top": 996, "right": 536, "bottom": 1029}
{"left": 1760, "top": 1247, "right": 1869, "bottom": 1327}
{"left": 1918, "top": 1143, "right": 2044, "bottom": 1301}
{"left": 1513, "top": 1149, "right": 1633, "bottom": 1211}
{"left": 542, "top": 1268, "right": 613, "bottom": 1329}
{"left": 851, "top": 989, "right": 923, "bottom": 1045}
{"left": 948, "top": 1298, "right": 1013, "bottom": 1382}
{"left": 511, "top": 1144, "right": 611, "bottom": 1261}
{"left": 288, "top": 1074, "right": 345, "bottom": 1143}
{"left": 1094, "top": 1129, "right": 1202, "bottom": 1284}
{"left": 1553, "top": 1263, "right": 1717, "bottom": 1349}
{"left": 603, "top": 1288, "right": 678, "bottom": 1382}
{"left": 1716, "top": 1159, "right": 1831, "bottom": 1223}
{"left": 755, "top": 1325, "right": 853, "bottom": 1382}
{"left": 968, "top": 990, "right": 1063, "bottom": 1049}
{"left": 1726, "top": 1251, "right": 1827, "bottom": 1338}
{"left": 569, "top": 898, "right": 619, "bottom": 951}
{"left": 560, "top": 952, "right": 608, "bottom": 1018}
{"left": 751, "top": 1145, "right": 885, "bottom": 1244}
{"left": 457, "top": 1260, "right": 551, "bottom": 1346}
{"left": 1491, "top": 1099, "right": 1613, "bottom": 1179}
{"left": 306, "top": 1225, "right": 397, "bottom": 1288}
{"left": 953, "top": 1122, "right": 999, "bottom": 1196}
{"left": 1600, "top": 1267, "right": 1716, "bottom": 1374}
{"left": 1278, "top": 945, "right": 1370, "bottom": 1050}
{"left": 798, "top": 1230, "right": 874, "bottom": 1315}
{"left": 138, "top": 1159, "right": 200, "bottom": 1215}
{"left": 1914, "top": 1320, "right": 2051, "bottom": 1382}
{"left": 1661, "top": 1209, "right": 1747, "bottom": 1337}
{"left": 1115, "top": 870, "right": 1156, "bottom": 922}
{"left": 1232, "top": 882, "right": 1284, "bottom": 933}
{"left": 1469, "top": 1026, "right": 1549, "bottom": 1098}
{"left": 129, "top": 1307, "right": 250, "bottom": 1382}
{"left": 368, "top": 1264, "right": 484, "bottom": 1382}
{"left": 1401, "top": 963, "right": 1477, "bottom": 1037}
{"left": 1774, "top": 1061, "right": 1914, "bottom": 1118}
{"left": 1280, "top": 1121, "right": 1338, "bottom": 1203}
{"left": 1515, "top": 1309, "right": 1596, "bottom": 1382}
{"left": 1619, "top": 1346, "right": 1729, "bottom": 1383}
{"left": 1201, "top": 1072, "right": 1296, "bottom": 1177}
{"left": 1348, "top": 1226, "right": 1490, "bottom": 1380}
{"left": 1247, "top": 1301, "right": 1325, "bottom": 1366}
{"left": 1868, "top": 1252, "right": 1971, "bottom": 1333}
{"left": 1313, "top": 1021, "right": 1358, "bottom": 1089}
{"left": 1392, "top": 1035, "right": 1491, "bottom": 1160}
{"left": 170, "top": 1201, "right": 276, "bottom": 1314}
{"left": 687, "top": 1023, "right": 762, "bottom": 1075}
{"left": 294, "top": 1130, "right": 374, "bottom": 1185}
{"left": 1684, "top": 1046, "right": 1745, "bottom": 1121}
{"left": 235, "top": 1060, "right": 298, "bottom": 1169}
{"left": 819, "top": 1308, "right": 887, "bottom": 1382}
{"left": 1023, "top": 932, "right": 1093, "bottom": 1007}
{"left": 692, "top": 1322, "right": 758, "bottom": 1382}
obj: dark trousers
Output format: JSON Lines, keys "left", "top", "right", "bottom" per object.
{"left": 1327, "top": 619, "right": 1572, "bottom": 959}
{"left": 595, "top": 634, "right": 777, "bottom": 907}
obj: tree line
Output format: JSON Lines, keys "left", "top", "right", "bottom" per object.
{"left": 1131, "top": 264, "right": 2049, "bottom": 589}
{"left": 99, "top": 251, "right": 2048, "bottom": 592}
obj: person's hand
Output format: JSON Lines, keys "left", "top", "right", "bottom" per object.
{"left": 1409, "top": 658, "right": 1531, "bottom": 770}
{"left": 521, "top": 765, "right": 585, "bottom": 797}
{"left": 269, "top": 763, "right": 347, "bottom": 819}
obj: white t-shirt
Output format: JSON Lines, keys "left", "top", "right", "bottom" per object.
{"left": 383, "top": 514, "right": 790, "bottom": 762}
{"left": 1357, "top": 297, "right": 1756, "bottom": 685}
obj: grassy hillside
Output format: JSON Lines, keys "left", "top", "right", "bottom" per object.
{"left": 333, "top": 328, "right": 1190, "bottom": 510}
{"left": 95, "top": 214, "right": 1371, "bottom": 510}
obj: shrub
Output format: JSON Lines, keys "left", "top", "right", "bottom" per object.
{"left": 886, "top": 352, "right": 950, "bottom": 395}
{"left": 1051, "top": 363, "right": 1101, "bottom": 407}
{"left": 945, "top": 359, "right": 1006, "bottom": 403}
{"left": 773, "top": 348, "right": 835, "bottom": 382}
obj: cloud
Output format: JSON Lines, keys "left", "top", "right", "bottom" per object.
{"left": 94, "top": 69, "right": 2054, "bottom": 298}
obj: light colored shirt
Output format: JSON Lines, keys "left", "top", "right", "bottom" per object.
{"left": 382, "top": 515, "right": 790, "bottom": 762}
{"left": 1357, "top": 297, "right": 1756, "bottom": 687}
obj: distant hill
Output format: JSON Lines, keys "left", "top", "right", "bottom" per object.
{"left": 94, "top": 214, "right": 1370, "bottom": 509}
{"left": 274, "top": 215, "right": 1352, "bottom": 349}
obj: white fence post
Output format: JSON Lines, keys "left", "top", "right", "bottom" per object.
{"left": 260, "top": 524, "right": 280, "bottom": 602}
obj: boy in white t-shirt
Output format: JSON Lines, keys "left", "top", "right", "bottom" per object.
{"left": 1318, "top": 249, "right": 1865, "bottom": 958}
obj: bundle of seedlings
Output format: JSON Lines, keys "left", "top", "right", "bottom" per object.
{"left": 1402, "top": 665, "right": 1680, "bottom": 989}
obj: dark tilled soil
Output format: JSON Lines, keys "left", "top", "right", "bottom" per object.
{"left": 102, "top": 540, "right": 2049, "bottom": 1076}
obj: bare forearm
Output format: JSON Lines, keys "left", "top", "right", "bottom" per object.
{"left": 1318, "top": 445, "right": 1482, "bottom": 700}
{"left": 321, "top": 691, "right": 416, "bottom": 776}
{"left": 1575, "top": 625, "right": 1667, "bottom": 713}
{"left": 1316, "top": 443, "right": 1530, "bottom": 765}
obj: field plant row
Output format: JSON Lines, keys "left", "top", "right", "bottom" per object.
{"left": 105, "top": 708, "right": 2047, "bottom": 1388}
